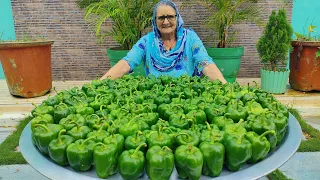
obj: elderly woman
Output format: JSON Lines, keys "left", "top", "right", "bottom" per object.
{"left": 101, "top": 0, "right": 226, "bottom": 84}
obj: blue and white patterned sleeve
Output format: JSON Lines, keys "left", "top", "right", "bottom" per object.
{"left": 123, "top": 35, "right": 147, "bottom": 71}
{"left": 189, "top": 30, "right": 215, "bottom": 73}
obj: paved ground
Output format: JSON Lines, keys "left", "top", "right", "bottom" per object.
{"left": 0, "top": 79, "right": 319, "bottom": 180}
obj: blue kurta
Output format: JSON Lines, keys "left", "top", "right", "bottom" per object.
{"left": 123, "top": 28, "right": 214, "bottom": 78}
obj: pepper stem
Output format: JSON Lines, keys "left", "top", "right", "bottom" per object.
{"left": 56, "top": 103, "right": 68, "bottom": 110}
{"left": 135, "top": 130, "right": 143, "bottom": 141}
{"left": 88, "top": 114, "right": 100, "bottom": 121}
{"left": 93, "top": 142, "right": 107, "bottom": 149}
{"left": 100, "top": 105, "right": 107, "bottom": 119}
{"left": 158, "top": 126, "right": 162, "bottom": 137}
{"left": 205, "top": 121, "right": 211, "bottom": 131}
{"left": 58, "top": 129, "right": 66, "bottom": 145}
{"left": 163, "top": 127, "right": 174, "bottom": 134}
{"left": 53, "top": 87, "right": 58, "bottom": 94}
{"left": 237, "top": 134, "right": 245, "bottom": 144}
{"left": 133, "top": 143, "right": 147, "bottom": 156}
{"left": 162, "top": 146, "right": 172, "bottom": 152}
{"left": 188, "top": 145, "right": 193, "bottom": 153}
{"left": 98, "top": 122, "right": 109, "bottom": 133}
{"left": 34, "top": 124, "right": 49, "bottom": 132}
{"left": 176, "top": 132, "right": 191, "bottom": 141}
{"left": 259, "top": 130, "right": 276, "bottom": 139}
{"left": 78, "top": 91, "right": 87, "bottom": 99}
{"left": 32, "top": 102, "right": 38, "bottom": 108}
{"left": 94, "top": 94, "right": 102, "bottom": 102}
{"left": 81, "top": 136, "right": 95, "bottom": 146}
{"left": 237, "top": 119, "right": 244, "bottom": 127}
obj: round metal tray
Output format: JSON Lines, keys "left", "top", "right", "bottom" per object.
{"left": 20, "top": 113, "right": 302, "bottom": 180}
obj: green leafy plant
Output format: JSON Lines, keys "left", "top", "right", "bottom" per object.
{"left": 195, "top": 0, "right": 263, "bottom": 48}
{"left": 256, "top": 9, "right": 293, "bottom": 71}
{"left": 294, "top": 25, "right": 320, "bottom": 58}
{"left": 295, "top": 25, "right": 320, "bottom": 41}
{"left": 77, "top": 0, "right": 157, "bottom": 50}
{"left": 0, "top": 32, "right": 46, "bottom": 43}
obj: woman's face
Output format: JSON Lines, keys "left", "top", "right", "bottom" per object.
{"left": 156, "top": 5, "right": 177, "bottom": 37}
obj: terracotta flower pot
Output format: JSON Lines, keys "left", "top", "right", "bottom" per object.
{"left": 289, "top": 41, "right": 320, "bottom": 91}
{"left": 0, "top": 41, "right": 54, "bottom": 98}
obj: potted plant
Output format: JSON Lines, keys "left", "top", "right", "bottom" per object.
{"left": 289, "top": 25, "right": 320, "bottom": 91}
{"left": 195, "top": 0, "right": 263, "bottom": 82}
{"left": 0, "top": 34, "right": 54, "bottom": 98}
{"left": 77, "top": 0, "right": 158, "bottom": 76}
{"left": 256, "top": 9, "right": 293, "bottom": 94}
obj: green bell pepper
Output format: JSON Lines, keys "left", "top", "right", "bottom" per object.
{"left": 124, "top": 131, "right": 147, "bottom": 152}
{"left": 199, "top": 139, "right": 225, "bottom": 177}
{"left": 266, "top": 101, "right": 289, "bottom": 118}
{"left": 245, "top": 100, "right": 266, "bottom": 115}
{"left": 169, "top": 113, "right": 190, "bottom": 129}
{"left": 212, "top": 115, "right": 234, "bottom": 130}
{"left": 273, "top": 113, "right": 288, "bottom": 144}
{"left": 30, "top": 114, "right": 54, "bottom": 132}
{"left": 213, "top": 94, "right": 230, "bottom": 105}
{"left": 53, "top": 103, "right": 75, "bottom": 124}
{"left": 103, "top": 133, "right": 125, "bottom": 154}
{"left": 245, "top": 130, "right": 275, "bottom": 163}
{"left": 33, "top": 124, "right": 64, "bottom": 155}
{"left": 185, "top": 110, "right": 207, "bottom": 125}
{"left": 118, "top": 143, "right": 147, "bottom": 180}
{"left": 204, "top": 104, "right": 226, "bottom": 124}
{"left": 241, "top": 84, "right": 258, "bottom": 104}
{"left": 146, "top": 145, "right": 174, "bottom": 180}
{"left": 43, "top": 95, "right": 61, "bottom": 107}
{"left": 223, "top": 119, "right": 247, "bottom": 138}
{"left": 139, "top": 111, "right": 159, "bottom": 127}
{"left": 32, "top": 102, "right": 54, "bottom": 116}
{"left": 86, "top": 123, "right": 110, "bottom": 142}
{"left": 66, "top": 137, "right": 96, "bottom": 171}
{"left": 67, "top": 124, "right": 92, "bottom": 141}
{"left": 130, "top": 103, "right": 145, "bottom": 114}
{"left": 163, "top": 104, "right": 184, "bottom": 121}
{"left": 88, "top": 94, "right": 103, "bottom": 111}
{"left": 175, "top": 145, "right": 203, "bottom": 180}
{"left": 225, "top": 100, "right": 248, "bottom": 123}
{"left": 93, "top": 142, "right": 118, "bottom": 178}
{"left": 200, "top": 122, "right": 224, "bottom": 143}
{"left": 119, "top": 114, "right": 143, "bottom": 138}
{"left": 48, "top": 129, "right": 75, "bottom": 166}
{"left": 224, "top": 133, "right": 252, "bottom": 171}
{"left": 175, "top": 130, "right": 200, "bottom": 146}
{"left": 59, "top": 114, "right": 86, "bottom": 131}
{"left": 148, "top": 126, "right": 173, "bottom": 149}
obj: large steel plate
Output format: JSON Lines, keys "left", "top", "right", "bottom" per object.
{"left": 20, "top": 113, "right": 302, "bottom": 180}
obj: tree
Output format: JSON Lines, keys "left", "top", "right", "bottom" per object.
{"left": 256, "top": 9, "right": 293, "bottom": 71}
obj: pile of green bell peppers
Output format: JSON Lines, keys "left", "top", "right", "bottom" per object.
{"left": 30, "top": 74, "right": 290, "bottom": 179}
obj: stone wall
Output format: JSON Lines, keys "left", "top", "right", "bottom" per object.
{"left": 11, "top": 0, "right": 293, "bottom": 80}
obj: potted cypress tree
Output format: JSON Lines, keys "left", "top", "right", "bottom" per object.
{"left": 256, "top": 9, "right": 293, "bottom": 94}
{"left": 77, "top": 0, "right": 158, "bottom": 76}
{"left": 195, "top": 0, "right": 263, "bottom": 82}
{"left": 290, "top": 25, "right": 320, "bottom": 91}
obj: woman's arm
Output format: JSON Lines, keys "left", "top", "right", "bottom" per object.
{"left": 100, "top": 60, "right": 131, "bottom": 80}
{"left": 100, "top": 35, "right": 148, "bottom": 80}
{"left": 203, "top": 63, "right": 227, "bottom": 84}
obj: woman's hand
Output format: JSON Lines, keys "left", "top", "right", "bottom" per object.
{"left": 100, "top": 60, "right": 131, "bottom": 80}
{"left": 202, "top": 64, "right": 227, "bottom": 84}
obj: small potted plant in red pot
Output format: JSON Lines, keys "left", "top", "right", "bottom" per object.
{"left": 290, "top": 25, "right": 320, "bottom": 91}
